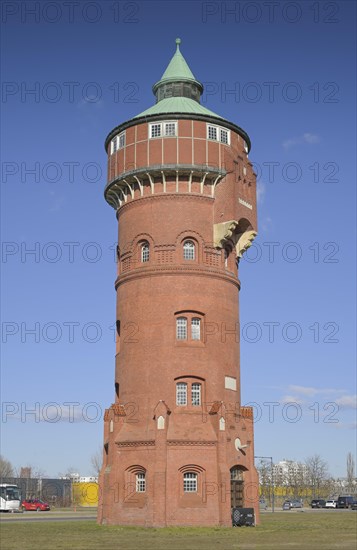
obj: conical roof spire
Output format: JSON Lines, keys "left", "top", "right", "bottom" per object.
{"left": 159, "top": 38, "right": 196, "bottom": 82}
{"left": 152, "top": 38, "right": 203, "bottom": 103}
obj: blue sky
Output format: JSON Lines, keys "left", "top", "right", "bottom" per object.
{"left": 1, "top": 1, "right": 356, "bottom": 479}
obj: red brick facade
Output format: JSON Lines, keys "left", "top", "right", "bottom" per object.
{"left": 98, "top": 47, "right": 259, "bottom": 527}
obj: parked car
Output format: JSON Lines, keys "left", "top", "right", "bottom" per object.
{"left": 310, "top": 499, "right": 326, "bottom": 508}
{"left": 290, "top": 499, "right": 303, "bottom": 508}
{"left": 336, "top": 496, "right": 354, "bottom": 509}
{"left": 351, "top": 500, "right": 357, "bottom": 510}
{"left": 325, "top": 499, "right": 337, "bottom": 508}
{"left": 282, "top": 500, "right": 292, "bottom": 510}
{"left": 21, "top": 499, "right": 50, "bottom": 512}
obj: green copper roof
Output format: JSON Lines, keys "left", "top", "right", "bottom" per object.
{"left": 160, "top": 38, "right": 196, "bottom": 82}
{"left": 134, "top": 96, "right": 224, "bottom": 119}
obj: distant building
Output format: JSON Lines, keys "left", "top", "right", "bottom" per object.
{"left": 273, "top": 460, "right": 308, "bottom": 483}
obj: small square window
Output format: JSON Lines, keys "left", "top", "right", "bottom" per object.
{"left": 151, "top": 124, "right": 161, "bottom": 138}
{"left": 164, "top": 122, "right": 176, "bottom": 136}
{"left": 208, "top": 126, "right": 218, "bottom": 140}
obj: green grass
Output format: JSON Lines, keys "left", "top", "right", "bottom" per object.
{"left": 1, "top": 512, "right": 356, "bottom": 550}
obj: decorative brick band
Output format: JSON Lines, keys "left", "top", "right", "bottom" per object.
{"left": 116, "top": 440, "right": 156, "bottom": 448}
{"left": 167, "top": 440, "right": 217, "bottom": 447}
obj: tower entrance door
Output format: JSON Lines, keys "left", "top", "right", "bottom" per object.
{"left": 230, "top": 466, "right": 245, "bottom": 508}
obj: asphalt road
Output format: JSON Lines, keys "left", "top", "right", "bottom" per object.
{"left": 0, "top": 510, "right": 97, "bottom": 523}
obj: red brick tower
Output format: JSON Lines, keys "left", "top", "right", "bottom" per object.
{"left": 98, "top": 39, "right": 259, "bottom": 527}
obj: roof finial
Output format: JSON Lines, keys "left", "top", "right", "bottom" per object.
{"left": 175, "top": 38, "right": 181, "bottom": 51}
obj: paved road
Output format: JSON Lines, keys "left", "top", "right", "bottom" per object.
{"left": 0, "top": 511, "right": 97, "bottom": 523}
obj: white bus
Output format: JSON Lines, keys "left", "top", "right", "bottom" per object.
{"left": 0, "top": 484, "right": 21, "bottom": 512}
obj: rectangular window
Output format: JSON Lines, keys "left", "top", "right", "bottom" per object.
{"left": 207, "top": 124, "right": 230, "bottom": 144}
{"left": 141, "top": 243, "right": 150, "bottom": 263}
{"left": 183, "top": 472, "right": 197, "bottom": 492}
{"left": 119, "top": 132, "right": 125, "bottom": 148}
{"left": 150, "top": 123, "right": 162, "bottom": 138}
{"left": 191, "top": 318, "right": 200, "bottom": 340}
{"left": 164, "top": 122, "right": 177, "bottom": 136}
{"left": 220, "top": 128, "right": 229, "bottom": 144}
{"left": 176, "top": 317, "right": 187, "bottom": 340}
{"left": 111, "top": 137, "right": 118, "bottom": 154}
{"left": 208, "top": 126, "right": 218, "bottom": 140}
{"left": 176, "top": 382, "right": 187, "bottom": 405}
{"left": 191, "top": 383, "right": 201, "bottom": 406}
{"left": 136, "top": 473, "right": 146, "bottom": 492}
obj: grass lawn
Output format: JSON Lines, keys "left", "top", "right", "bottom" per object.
{"left": 1, "top": 512, "right": 356, "bottom": 550}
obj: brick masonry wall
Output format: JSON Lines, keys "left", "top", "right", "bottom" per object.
{"left": 98, "top": 115, "right": 260, "bottom": 527}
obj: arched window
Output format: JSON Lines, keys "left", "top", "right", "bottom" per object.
{"left": 191, "top": 318, "right": 200, "bottom": 340}
{"left": 191, "top": 383, "right": 201, "bottom": 406}
{"left": 136, "top": 472, "right": 146, "bottom": 492}
{"left": 176, "top": 317, "right": 187, "bottom": 340}
{"left": 183, "top": 240, "right": 195, "bottom": 260}
{"left": 141, "top": 242, "right": 149, "bottom": 263}
{"left": 183, "top": 472, "right": 197, "bottom": 492}
{"left": 176, "top": 382, "right": 187, "bottom": 405}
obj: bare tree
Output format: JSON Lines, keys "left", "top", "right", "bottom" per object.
{"left": 0, "top": 455, "right": 14, "bottom": 478}
{"left": 346, "top": 452, "right": 355, "bottom": 493}
{"left": 256, "top": 460, "right": 270, "bottom": 499}
{"left": 91, "top": 447, "right": 103, "bottom": 477}
{"left": 305, "top": 454, "right": 329, "bottom": 498}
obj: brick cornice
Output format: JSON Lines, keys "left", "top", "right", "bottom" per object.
{"left": 116, "top": 440, "right": 155, "bottom": 448}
